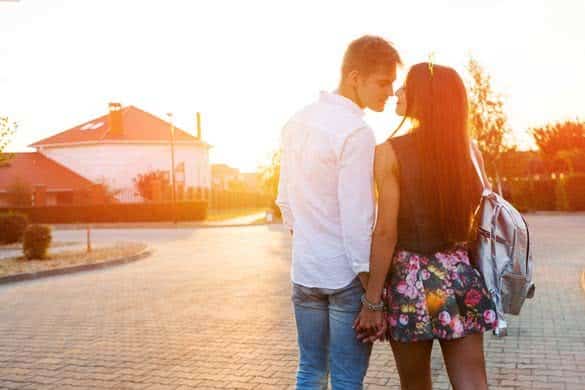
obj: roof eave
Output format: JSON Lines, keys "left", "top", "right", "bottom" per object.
{"left": 31, "top": 140, "right": 212, "bottom": 149}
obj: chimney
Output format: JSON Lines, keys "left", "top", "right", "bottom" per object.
{"left": 108, "top": 102, "right": 123, "bottom": 137}
{"left": 196, "top": 112, "right": 202, "bottom": 140}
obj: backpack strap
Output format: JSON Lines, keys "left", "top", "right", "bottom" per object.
{"left": 470, "top": 142, "right": 489, "bottom": 192}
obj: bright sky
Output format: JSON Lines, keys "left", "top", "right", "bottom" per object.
{"left": 2, "top": 0, "right": 584, "bottom": 172}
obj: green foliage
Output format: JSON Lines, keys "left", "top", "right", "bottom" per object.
{"left": 555, "top": 175, "right": 569, "bottom": 211}
{"left": 93, "top": 178, "right": 122, "bottom": 204}
{"left": 133, "top": 170, "right": 169, "bottom": 201}
{"left": 23, "top": 224, "right": 52, "bottom": 260}
{"left": 0, "top": 117, "right": 17, "bottom": 165}
{"left": 466, "top": 57, "right": 514, "bottom": 177}
{"left": 260, "top": 150, "right": 282, "bottom": 216}
{"left": 261, "top": 150, "right": 280, "bottom": 200}
{"left": 531, "top": 120, "right": 585, "bottom": 173}
{"left": 503, "top": 174, "right": 585, "bottom": 212}
{"left": 565, "top": 173, "right": 585, "bottom": 211}
{"left": 505, "top": 177, "right": 556, "bottom": 212}
{"left": 0, "top": 212, "right": 29, "bottom": 244}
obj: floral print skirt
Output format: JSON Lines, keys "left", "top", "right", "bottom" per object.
{"left": 384, "top": 246, "right": 497, "bottom": 342}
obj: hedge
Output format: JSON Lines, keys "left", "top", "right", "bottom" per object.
{"left": 565, "top": 173, "right": 585, "bottom": 211}
{"left": 0, "top": 201, "right": 208, "bottom": 224}
{"left": 504, "top": 177, "right": 556, "bottom": 212}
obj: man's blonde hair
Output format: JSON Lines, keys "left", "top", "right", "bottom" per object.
{"left": 341, "top": 35, "right": 402, "bottom": 78}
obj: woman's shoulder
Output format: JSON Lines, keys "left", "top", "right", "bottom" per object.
{"left": 387, "top": 132, "right": 415, "bottom": 150}
{"left": 375, "top": 139, "right": 399, "bottom": 170}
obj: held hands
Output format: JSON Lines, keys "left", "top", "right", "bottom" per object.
{"left": 353, "top": 305, "right": 387, "bottom": 343}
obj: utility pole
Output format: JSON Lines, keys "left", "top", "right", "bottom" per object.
{"left": 167, "top": 112, "right": 177, "bottom": 224}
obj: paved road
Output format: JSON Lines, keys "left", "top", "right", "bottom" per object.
{"left": 0, "top": 215, "right": 584, "bottom": 389}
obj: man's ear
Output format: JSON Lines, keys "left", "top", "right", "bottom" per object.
{"left": 346, "top": 70, "right": 360, "bottom": 87}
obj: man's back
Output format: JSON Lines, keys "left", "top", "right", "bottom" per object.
{"left": 277, "top": 91, "right": 376, "bottom": 289}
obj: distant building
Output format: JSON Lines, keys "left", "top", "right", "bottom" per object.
{"left": 27, "top": 103, "right": 211, "bottom": 202}
{"left": 211, "top": 164, "right": 264, "bottom": 193}
{"left": 0, "top": 152, "right": 95, "bottom": 206}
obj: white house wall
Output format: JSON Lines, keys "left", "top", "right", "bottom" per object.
{"left": 38, "top": 143, "right": 211, "bottom": 195}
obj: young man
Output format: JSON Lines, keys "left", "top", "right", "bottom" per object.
{"left": 276, "top": 36, "right": 401, "bottom": 389}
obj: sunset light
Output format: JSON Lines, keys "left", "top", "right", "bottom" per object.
{"left": 2, "top": 0, "right": 584, "bottom": 171}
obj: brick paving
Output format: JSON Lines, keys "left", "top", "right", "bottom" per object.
{"left": 0, "top": 215, "right": 584, "bottom": 389}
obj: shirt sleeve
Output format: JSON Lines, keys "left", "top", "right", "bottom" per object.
{"left": 276, "top": 125, "right": 295, "bottom": 231}
{"left": 337, "top": 127, "right": 376, "bottom": 275}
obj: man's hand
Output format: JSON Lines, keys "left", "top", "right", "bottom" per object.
{"left": 353, "top": 306, "right": 386, "bottom": 343}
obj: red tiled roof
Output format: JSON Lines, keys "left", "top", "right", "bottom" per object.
{"left": 30, "top": 105, "right": 204, "bottom": 147}
{"left": 0, "top": 153, "right": 94, "bottom": 191}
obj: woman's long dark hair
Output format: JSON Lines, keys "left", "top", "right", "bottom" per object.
{"left": 397, "top": 62, "right": 481, "bottom": 243}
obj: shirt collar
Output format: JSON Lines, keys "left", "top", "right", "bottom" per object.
{"left": 319, "top": 90, "right": 365, "bottom": 118}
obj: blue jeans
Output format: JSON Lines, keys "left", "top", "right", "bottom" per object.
{"left": 292, "top": 277, "right": 372, "bottom": 390}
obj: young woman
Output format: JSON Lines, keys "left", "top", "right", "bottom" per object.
{"left": 355, "top": 63, "right": 495, "bottom": 389}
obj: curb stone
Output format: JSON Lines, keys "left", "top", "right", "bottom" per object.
{"left": 0, "top": 248, "right": 153, "bottom": 285}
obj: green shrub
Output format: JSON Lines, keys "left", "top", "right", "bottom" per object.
{"left": 506, "top": 176, "right": 558, "bottom": 211}
{"left": 22, "top": 224, "right": 52, "bottom": 260}
{"left": 0, "top": 212, "right": 29, "bottom": 244}
{"left": 565, "top": 173, "right": 585, "bottom": 211}
{"left": 555, "top": 175, "right": 569, "bottom": 211}
{"left": 506, "top": 178, "right": 531, "bottom": 212}
{"left": 531, "top": 177, "right": 556, "bottom": 210}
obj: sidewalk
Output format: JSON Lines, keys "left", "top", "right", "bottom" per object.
{"left": 0, "top": 215, "right": 583, "bottom": 389}
{"left": 50, "top": 211, "right": 269, "bottom": 230}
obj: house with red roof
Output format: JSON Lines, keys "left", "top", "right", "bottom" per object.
{"left": 0, "top": 152, "right": 96, "bottom": 207}
{"left": 17, "top": 103, "right": 211, "bottom": 204}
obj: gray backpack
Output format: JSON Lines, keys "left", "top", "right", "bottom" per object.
{"left": 470, "top": 150, "right": 536, "bottom": 337}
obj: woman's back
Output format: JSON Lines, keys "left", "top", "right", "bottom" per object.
{"left": 389, "top": 133, "right": 482, "bottom": 254}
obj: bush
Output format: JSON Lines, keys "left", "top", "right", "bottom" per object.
{"left": 23, "top": 224, "right": 52, "bottom": 260}
{"left": 565, "top": 173, "right": 585, "bottom": 211}
{"left": 505, "top": 176, "right": 557, "bottom": 211}
{"left": 0, "top": 212, "right": 29, "bottom": 244}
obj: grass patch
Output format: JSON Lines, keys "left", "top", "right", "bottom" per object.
{"left": 0, "top": 241, "right": 78, "bottom": 250}
{"left": 0, "top": 242, "right": 147, "bottom": 278}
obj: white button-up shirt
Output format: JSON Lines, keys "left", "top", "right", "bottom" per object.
{"left": 276, "top": 91, "right": 376, "bottom": 289}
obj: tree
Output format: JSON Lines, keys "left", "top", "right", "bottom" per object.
{"left": 260, "top": 150, "right": 281, "bottom": 216}
{"left": 0, "top": 117, "right": 17, "bottom": 165}
{"left": 261, "top": 150, "right": 280, "bottom": 199}
{"left": 466, "top": 57, "right": 513, "bottom": 190}
{"left": 134, "top": 170, "right": 169, "bottom": 201}
{"left": 531, "top": 120, "right": 585, "bottom": 173}
{"left": 93, "top": 178, "right": 122, "bottom": 204}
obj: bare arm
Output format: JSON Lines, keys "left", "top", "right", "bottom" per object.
{"left": 354, "top": 142, "right": 400, "bottom": 341}
{"left": 365, "top": 142, "right": 400, "bottom": 304}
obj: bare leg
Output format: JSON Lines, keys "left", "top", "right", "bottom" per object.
{"left": 439, "top": 333, "right": 488, "bottom": 390}
{"left": 389, "top": 339, "right": 433, "bottom": 390}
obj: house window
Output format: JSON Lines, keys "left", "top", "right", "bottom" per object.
{"left": 56, "top": 191, "right": 74, "bottom": 205}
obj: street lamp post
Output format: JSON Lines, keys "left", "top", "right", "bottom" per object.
{"left": 167, "top": 112, "right": 177, "bottom": 223}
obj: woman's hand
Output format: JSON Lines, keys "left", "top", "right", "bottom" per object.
{"left": 353, "top": 307, "right": 387, "bottom": 343}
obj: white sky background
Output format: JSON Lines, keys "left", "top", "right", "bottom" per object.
{"left": 1, "top": 0, "right": 584, "bottom": 172}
